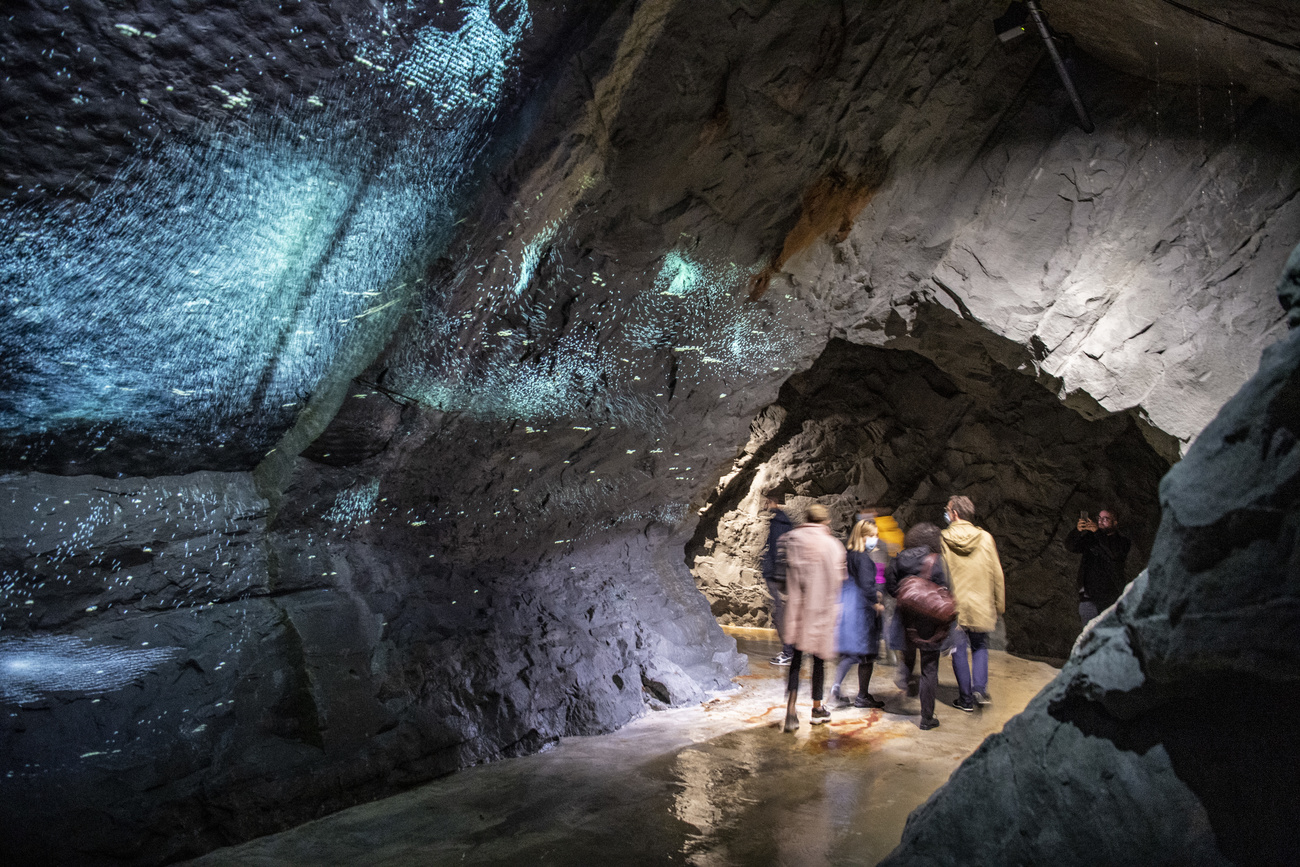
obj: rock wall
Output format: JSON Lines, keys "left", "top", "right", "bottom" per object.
{"left": 880, "top": 245, "right": 1300, "bottom": 867}
{"left": 0, "top": 462, "right": 736, "bottom": 864}
{"left": 780, "top": 49, "right": 1300, "bottom": 458}
{"left": 688, "top": 333, "right": 1170, "bottom": 659}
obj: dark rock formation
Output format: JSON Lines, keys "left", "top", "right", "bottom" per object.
{"left": 880, "top": 245, "right": 1300, "bottom": 866}
{"left": 688, "top": 330, "right": 1170, "bottom": 659}
{"left": 0, "top": 462, "right": 737, "bottom": 864}
{"left": 1046, "top": 0, "right": 1300, "bottom": 112}
{"left": 0, "top": 0, "right": 611, "bottom": 202}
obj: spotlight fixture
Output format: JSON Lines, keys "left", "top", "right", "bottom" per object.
{"left": 994, "top": 1, "right": 1029, "bottom": 42}
{"left": 995, "top": 1, "right": 1094, "bottom": 133}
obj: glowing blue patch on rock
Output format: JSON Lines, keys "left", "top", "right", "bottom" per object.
{"left": 390, "top": 241, "right": 797, "bottom": 427}
{"left": 394, "top": 0, "right": 530, "bottom": 123}
{"left": 0, "top": 634, "right": 179, "bottom": 704}
{"left": 510, "top": 219, "right": 560, "bottom": 300}
{"left": 0, "top": 1, "right": 532, "bottom": 457}
{"left": 654, "top": 250, "right": 703, "bottom": 297}
{"left": 323, "top": 478, "right": 381, "bottom": 527}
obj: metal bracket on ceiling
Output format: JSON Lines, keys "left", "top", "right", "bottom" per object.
{"left": 996, "top": 1, "right": 1095, "bottom": 133}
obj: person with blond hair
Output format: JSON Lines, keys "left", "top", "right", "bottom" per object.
{"left": 829, "top": 519, "right": 886, "bottom": 709}
{"left": 774, "top": 502, "right": 846, "bottom": 732}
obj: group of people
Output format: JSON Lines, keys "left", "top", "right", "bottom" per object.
{"left": 761, "top": 492, "right": 1131, "bottom": 732}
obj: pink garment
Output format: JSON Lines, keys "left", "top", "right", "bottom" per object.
{"left": 875, "top": 562, "right": 887, "bottom": 584}
{"left": 777, "top": 523, "right": 847, "bottom": 660}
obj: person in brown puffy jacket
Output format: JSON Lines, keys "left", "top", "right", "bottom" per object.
{"left": 885, "top": 522, "right": 951, "bottom": 731}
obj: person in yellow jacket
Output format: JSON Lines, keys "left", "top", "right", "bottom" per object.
{"left": 940, "top": 495, "right": 1005, "bottom": 712}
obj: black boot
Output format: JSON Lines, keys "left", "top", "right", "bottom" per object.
{"left": 855, "top": 661, "right": 885, "bottom": 707}
{"left": 783, "top": 690, "right": 799, "bottom": 733}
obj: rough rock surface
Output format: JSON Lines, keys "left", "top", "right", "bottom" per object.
{"left": 1045, "top": 0, "right": 1300, "bottom": 112}
{"left": 782, "top": 52, "right": 1300, "bottom": 457}
{"left": 2, "top": 0, "right": 1300, "bottom": 863}
{"left": 688, "top": 332, "right": 1169, "bottom": 659}
{"left": 0, "top": 0, "right": 610, "bottom": 202}
{"left": 880, "top": 247, "right": 1300, "bottom": 866}
{"left": 0, "top": 463, "right": 737, "bottom": 864}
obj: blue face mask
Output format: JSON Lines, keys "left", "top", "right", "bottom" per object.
{"left": 943, "top": 510, "right": 952, "bottom": 525}
{"left": 865, "top": 537, "right": 878, "bottom": 550}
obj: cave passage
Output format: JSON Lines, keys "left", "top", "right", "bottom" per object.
{"left": 3, "top": 0, "right": 1299, "bottom": 863}
{"left": 688, "top": 337, "right": 1172, "bottom": 660}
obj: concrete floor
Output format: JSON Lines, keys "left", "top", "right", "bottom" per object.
{"left": 189, "top": 637, "right": 1058, "bottom": 866}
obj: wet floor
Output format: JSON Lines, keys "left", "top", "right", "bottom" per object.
{"left": 189, "top": 637, "right": 1058, "bottom": 866}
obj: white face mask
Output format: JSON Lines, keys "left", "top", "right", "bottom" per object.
{"left": 865, "top": 537, "right": 878, "bottom": 550}
{"left": 943, "top": 510, "right": 952, "bottom": 525}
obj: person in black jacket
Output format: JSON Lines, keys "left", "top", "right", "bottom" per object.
{"left": 885, "top": 522, "right": 951, "bottom": 731}
{"left": 761, "top": 491, "right": 795, "bottom": 666}
{"left": 1065, "top": 507, "right": 1132, "bottom": 626}
{"left": 828, "top": 519, "right": 886, "bottom": 709}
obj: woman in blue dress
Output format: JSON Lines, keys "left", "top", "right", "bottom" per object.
{"left": 829, "top": 519, "right": 886, "bottom": 708}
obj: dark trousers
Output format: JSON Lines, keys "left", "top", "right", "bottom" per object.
{"left": 833, "top": 657, "right": 876, "bottom": 695}
{"left": 786, "top": 650, "right": 825, "bottom": 701}
{"left": 765, "top": 577, "right": 794, "bottom": 655}
{"left": 951, "top": 627, "right": 989, "bottom": 700}
{"left": 903, "top": 644, "right": 941, "bottom": 721}
{"left": 1079, "top": 600, "right": 1100, "bottom": 626}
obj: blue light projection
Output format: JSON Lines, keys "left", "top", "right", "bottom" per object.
{"left": 0, "top": 473, "right": 268, "bottom": 630}
{"left": 0, "top": 0, "right": 533, "bottom": 460}
{"left": 375, "top": 1, "right": 526, "bottom": 115}
{"left": 1, "top": 130, "right": 377, "bottom": 442}
{"left": 0, "top": 0, "right": 808, "bottom": 715}
{"left": 627, "top": 250, "right": 790, "bottom": 368}
{"left": 390, "top": 239, "right": 799, "bottom": 428}
{"left": 323, "top": 477, "right": 381, "bottom": 528}
{"left": 0, "top": 634, "right": 178, "bottom": 704}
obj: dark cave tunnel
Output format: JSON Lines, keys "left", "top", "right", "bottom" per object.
{"left": 3, "top": 0, "right": 1300, "bottom": 864}
{"left": 687, "top": 335, "right": 1170, "bottom": 661}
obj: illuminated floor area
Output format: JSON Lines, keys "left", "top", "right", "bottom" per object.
{"left": 188, "top": 638, "right": 1059, "bottom": 866}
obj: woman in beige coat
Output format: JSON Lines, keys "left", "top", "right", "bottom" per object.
{"left": 774, "top": 503, "right": 847, "bottom": 732}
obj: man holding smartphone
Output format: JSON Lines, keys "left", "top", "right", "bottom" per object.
{"left": 1066, "top": 507, "right": 1132, "bottom": 626}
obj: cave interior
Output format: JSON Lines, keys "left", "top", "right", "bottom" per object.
{"left": 2, "top": 0, "right": 1300, "bottom": 864}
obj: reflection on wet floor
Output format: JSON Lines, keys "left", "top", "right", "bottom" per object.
{"left": 189, "top": 638, "right": 1059, "bottom": 866}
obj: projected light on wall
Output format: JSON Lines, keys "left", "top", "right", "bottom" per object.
{"left": 0, "top": 634, "right": 178, "bottom": 704}
{"left": 323, "top": 478, "right": 381, "bottom": 529}
{"left": 629, "top": 249, "right": 797, "bottom": 369}
{"left": 0, "top": 474, "right": 268, "bottom": 629}
{"left": 0, "top": 0, "right": 533, "bottom": 466}
{"left": 390, "top": 238, "right": 798, "bottom": 428}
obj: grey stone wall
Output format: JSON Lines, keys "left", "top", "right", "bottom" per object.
{"left": 880, "top": 244, "right": 1300, "bottom": 867}
{"left": 0, "top": 463, "right": 739, "bottom": 864}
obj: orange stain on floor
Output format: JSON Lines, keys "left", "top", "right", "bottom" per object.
{"left": 743, "top": 704, "right": 785, "bottom": 725}
{"left": 803, "top": 710, "right": 908, "bottom": 754}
